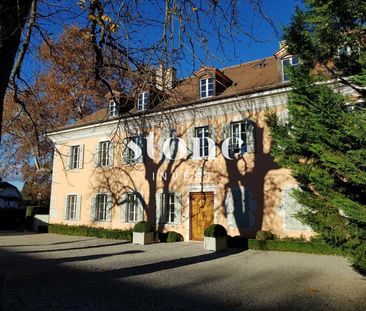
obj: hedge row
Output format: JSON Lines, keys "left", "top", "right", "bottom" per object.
{"left": 248, "top": 239, "right": 343, "bottom": 255}
{"left": 48, "top": 224, "right": 132, "bottom": 241}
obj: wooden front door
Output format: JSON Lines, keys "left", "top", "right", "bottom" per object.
{"left": 190, "top": 192, "right": 214, "bottom": 240}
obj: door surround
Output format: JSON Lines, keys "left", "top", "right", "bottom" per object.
{"left": 185, "top": 184, "right": 217, "bottom": 241}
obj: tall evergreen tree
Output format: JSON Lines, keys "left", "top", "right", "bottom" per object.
{"left": 267, "top": 0, "right": 366, "bottom": 273}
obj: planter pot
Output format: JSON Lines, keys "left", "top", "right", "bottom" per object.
{"left": 204, "top": 236, "right": 227, "bottom": 251}
{"left": 133, "top": 231, "right": 154, "bottom": 245}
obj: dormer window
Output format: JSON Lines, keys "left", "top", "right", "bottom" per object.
{"left": 137, "top": 92, "right": 149, "bottom": 111}
{"left": 281, "top": 56, "right": 299, "bottom": 82}
{"left": 109, "top": 100, "right": 118, "bottom": 117}
{"left": 200, "top": 78, "right": 214, "bottom": 98}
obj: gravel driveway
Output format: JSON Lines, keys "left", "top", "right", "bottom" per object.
{"left": 0, "top": 232, "right": 365, "bottom": 311}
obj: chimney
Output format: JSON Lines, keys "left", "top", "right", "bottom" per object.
{"left": 279, "top": 40, "right": 287, "bottom": 49}
{"left": 156, "top": 62, "right": 176, "bottom": 91}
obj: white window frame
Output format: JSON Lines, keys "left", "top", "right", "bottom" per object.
{"left": 127, "top": 193, "right": 138, "bottom": 222}
{"left": 125, "top": 136, "right": 144, "bottom": 164}
{"left": 66, "top": 195, "right": 77, "bottom": 220}
{"left": 195, "top": 126, "right": 210, "bottom": 157}
{"left": 70, "top": 145, "right": 80, "bottom": 169}
{"left": 95, "top": 193, "right": 108, "bottom": 221}
{"left": 162, "top": 192, "right": 175, "bottom": 224}
{"left": 200, "top": 78, "right": 214, "bottom": 98}
{"left": 230, "top": 121, "right": 247, "bottom": 154}
{"left": 137, "top": 92, "right": 149, "bottom": 111}
{"left": 109, "top": 100, "right": 118, "bottom": 117}
{"left": 281, "top": 56, "right": 299, "bottom": 82}
{"left": 99, "top": 141, "right": 110, "bottom": 166}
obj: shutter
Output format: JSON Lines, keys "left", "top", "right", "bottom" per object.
{"left": 136, "top": 193, "right": 144, "bottom": 221}
{"left": 108, "top": 142, "right": 114, "bottom": 166}
{"left": 78, "top": 145, "right": 84, "bottom": 169}
{"left": 244, "top": 188, "right": 254, "bottom": 228}
{"left": 225, "top": 190, "right": 235, "bottom": 227}
{"left": 138, "top": 137, "right": 145, "bottom": 163}
{"left": 246, "top": 120, "right": 256, "bottom": 153}
{"left": 66, "top": 147, "right": 71, "bottom": 170}
{"left": 94, "top": 143, "right": 100, "bottom": 166}
{"left": 186, "top": 126, "right": 195, "bottom": 158}
{"left": 222, "top": 123, "right": 232, "bottom": 157}
{"left": 106, "top": 194, "right": 113, "bottom": 222}
{"left": 76, "top": 195, "right": 82, "bottom": 221}
{"left": 226, "top": 187, "right": 246, "bottom": 228}
{"left": 174, "top": 192, "right": 182, "bottom": 225}
{"left": 90, "top": 194, "right": 96, "bottom": 221}
{"left": 120, "top": 193, "right": 127, "bottom": 223}
{"left": 158, "top": 129, "right": 168, "bottom": 161}
{"left": 161, "top": 193, "right": 167, "bottom": 223}
{"left": 122, "top": 138, "right": 129, "bottom": 164}
{"left": 222, "top": 123, "right": 231, "bottom": 142}
{"left": 155, "top": 192, "right": 162, "bottom": 224}
{"left": 63, "top": 196, "right": 68, "bottom": 220}
{"left": 208, "top": 124, "right": 216, "bottom": 159}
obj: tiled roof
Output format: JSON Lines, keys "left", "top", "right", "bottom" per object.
{"left": 51, "top": 56, "right": 284, "bottom": 132}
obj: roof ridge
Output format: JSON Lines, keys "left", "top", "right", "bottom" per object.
{"left": 177, "top": 55, "right": 275, "bottom": 81}
{"left": 220, "top": 56, "right": 275, "bottom": 71}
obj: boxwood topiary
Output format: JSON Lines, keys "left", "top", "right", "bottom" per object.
{"left": 256, "top": 230, "right": 274, "bottom": 241}
{"left": 133, "top": 221, "right": 155, "bottom": 233}
{"left": 167, "top": 231, "right": 183, "bottom": 242}
{"left": 204, "top": 224, "right": 227, "bottom": 238}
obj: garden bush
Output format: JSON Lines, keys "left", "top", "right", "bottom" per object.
{"left": 133, "top": 221, "right": 155, "bottom": 233}
{"left": 204, "top": 224, "right": 227, "bottom": 238}
{"left": 256, "top": 230, "right": 274, "bottom": 241}
{"left": 167, "top": 231, "right": 183, "bottom": 242}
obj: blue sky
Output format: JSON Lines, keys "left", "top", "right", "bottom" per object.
{"left": 4, "top": 0, "right": 302, "bottom": 191}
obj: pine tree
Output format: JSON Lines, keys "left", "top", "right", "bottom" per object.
{"left": 267, "top": 0, "right": 366, "bottom": 273}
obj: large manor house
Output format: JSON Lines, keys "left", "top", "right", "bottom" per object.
{"left": 48, "top": 44, "right": 340, "bottom": 241}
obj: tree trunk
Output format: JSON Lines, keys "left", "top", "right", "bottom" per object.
{"left": 0, "top": 0, "right": 33, "bottom": 144}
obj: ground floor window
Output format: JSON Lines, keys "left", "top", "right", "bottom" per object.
{"left": 66, "top": 195, "right": 77, "bottom": 220}
{"left": 127, "top": 193, "right": 138, "bottom": 222}
{"left": 96, "top": 194, "right": 108, "bottom": 221}
{"left": 162, "top": 193, "right": 175, "bottom": 223}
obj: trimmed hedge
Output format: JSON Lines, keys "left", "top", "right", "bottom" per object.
{"left": 167, "top": 231, "right": 183, "bottom": 242}
{"left": 48, "top": 224, "right": 132, "bottom": 241}
{"left": 256, "top": 230, "right": 274, "bottom": 241}
{"left": 248, "top": 239, "right": 343, "bottom": 255}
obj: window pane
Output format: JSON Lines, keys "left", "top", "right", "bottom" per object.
{"left": 283, "top": 59, "right": 290, "bottom": 66}
{"left": 137, "top": 92, "right": 148, "bottom": 111}
{"left": 291, "top": 57, "right": 299, "bottom": 65}
{"left": 207, "top": 78, "right": 213, "bottom": 96}
{"left": 67, "top": 195, "right": 77, "bottom": 220}
{"left": 99, "top": 141, "right": 110, "bottom": 166}
{"left": 109, "top": 101, "right": 117, "bottom": 117}
{"left": 195, "top": 126, "right": 209, "bottom": 157}
{"left": 162, "top": 193, "right": 175, "bottom": 223}
{"left": 231, "top": 122, "right": 246, "bottom": 154}
{"left": 128, "top": 194, "right": 137, "bottom": 222}
{"left": 71, "top": 146, "right": 79, "bottom": 169}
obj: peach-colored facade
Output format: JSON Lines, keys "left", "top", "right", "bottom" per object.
{"left": 48, "top": 80, "right": 314, "bottom": 240}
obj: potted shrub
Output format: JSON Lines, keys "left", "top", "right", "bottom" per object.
{"left": 204, "top": 224, "right": 227, "bottom": 251}
{"left": 132, "top": 221, "right": 155, "bottom": 245}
